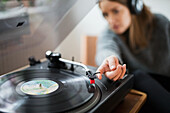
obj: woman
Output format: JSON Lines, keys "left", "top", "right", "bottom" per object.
{"left": 95, "top": 0, "right": 170, "bottom": 112}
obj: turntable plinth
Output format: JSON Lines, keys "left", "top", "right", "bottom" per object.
{"left": 113, "top": 89, "right": 147, "bottom": 113}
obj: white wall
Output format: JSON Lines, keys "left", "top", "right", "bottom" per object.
{"left": 55, "top": 5, "right": 106, "bottom": 61}
{"left": 143, "top": 0, "right": 170, "bottom": 19}
{"left": 55, "top": 0, "right": 170, "bottom": 62}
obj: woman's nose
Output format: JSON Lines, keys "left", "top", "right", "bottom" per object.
{"left": 107, "top": 14, "right": 116, "bottom": 25}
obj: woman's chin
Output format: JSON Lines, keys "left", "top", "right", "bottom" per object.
{"left": 112, "top": 29, "right": 124, "bottom": 35}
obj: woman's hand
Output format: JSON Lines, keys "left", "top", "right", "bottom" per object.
{"left": 96, "top": 55, "right": 126, "bottom": 81}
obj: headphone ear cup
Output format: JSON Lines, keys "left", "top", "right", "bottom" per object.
{"left": 129, "top": 0, "right": 143, "bottom": 15}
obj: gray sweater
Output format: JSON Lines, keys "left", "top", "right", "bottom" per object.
{"left": 96, "top": 14, "right": 170, "bottom": 77}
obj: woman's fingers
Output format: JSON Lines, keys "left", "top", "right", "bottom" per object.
{"left": 113, "top": 65, "right": 122, "bottom": 81}
{"left": 105, "top": 64, "right": 126, "bottom": 81}
{"left": 96, "top": 56, "right": 124, "bottom": 81}
{"left": 119, "top": 64, "right": 126, "bottom": 79}
{"left": 107, "top": 56, "right": 119, "bottom": 70}
{"left": 96, "top": 60, "right": 110, "bottom": 80}
{"left": 107, "top": 56, "right": 116, "bottom": 70}
{"left": 105, "top": 65, "right": 121, "bottom": 80}
{"left": 105, "top": 71, "right": 116, "bottom": 79}
{"left": 114, "top": 57, "right": 119, "bottom": 68}
{"left": 96, "top": 66, "right": 104, "bottom": 80}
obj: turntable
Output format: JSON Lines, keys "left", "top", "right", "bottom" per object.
{"left": 0, "top": 51, "right": 133, "bottom": 113}
{"left": 0, "top": 0, "right": 133, "bottom": 113}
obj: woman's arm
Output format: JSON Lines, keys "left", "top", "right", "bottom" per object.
{"left": 95, "top": 27, "right": 126, "bottom": 81}
{"left": 95, "top": 27, "right": 123, "bottom": 66}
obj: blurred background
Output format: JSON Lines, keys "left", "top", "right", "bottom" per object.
{"left": 55, "top": 0, "right": 170, "bottom": 62}
{"left": 0, "top": 0, "right": 170, "bottom": 74}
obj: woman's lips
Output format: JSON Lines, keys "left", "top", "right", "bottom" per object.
{"left": 113, "top": 25, "right": 119, "bottom": 30}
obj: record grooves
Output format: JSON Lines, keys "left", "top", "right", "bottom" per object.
{"left": 0, "top": 69, "right": 101, "bottom": 113}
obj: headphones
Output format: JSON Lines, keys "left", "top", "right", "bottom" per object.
{"left": 129, "top": 0, "right": 143, "bottom": 14}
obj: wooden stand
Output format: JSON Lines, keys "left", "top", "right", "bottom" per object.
{"left": 113, "top": 89, "right": 147, "bottom": 113}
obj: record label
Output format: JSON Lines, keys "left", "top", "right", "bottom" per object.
{"left": 20, "top": 79, "right": 59, "bottom": 95}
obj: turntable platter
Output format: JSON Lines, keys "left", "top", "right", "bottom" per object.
{"left": 0, "top": 69, "right": 101, "bottom": 113}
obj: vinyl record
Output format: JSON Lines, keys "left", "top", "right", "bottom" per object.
{"left": 0, "top": 69, "right": 101, "bottom": 113}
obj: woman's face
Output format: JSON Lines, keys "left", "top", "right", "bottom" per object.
{"left": 100, "top": 1, "right": 132, "bottom": 34}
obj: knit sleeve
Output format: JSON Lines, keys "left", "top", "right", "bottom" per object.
{"left": 95, "top": 27, "right": 123, "bottom": 66}
{"left": 169, "top": 21, "right": 170, "bottom": 39}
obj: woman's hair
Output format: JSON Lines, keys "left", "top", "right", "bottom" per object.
{"left": 99, "top": 0, "right": 154, "bottom": 51}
